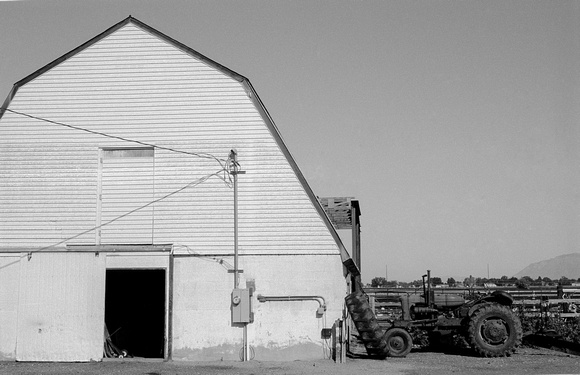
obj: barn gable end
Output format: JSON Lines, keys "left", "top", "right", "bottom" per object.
{"left": 0, "top": 17, "right": 353, "bottom": 262}
{"left": 0, "top": 17, "right": 356, "bottom": 362}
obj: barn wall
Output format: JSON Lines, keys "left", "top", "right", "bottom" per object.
{"left": 15, "top": 252, "right": 105, "bottom": 361}
{"left": 172, "top": 254, "right": 346, "bottom": 361}
{"left": 0, "top": 21, "right": 339, "bottom": 257}
{"left": 106, "top": 251, "right": 169, "bottom": 269}
{"left": 0, "top": 251, "right": 170, "bottom": 362}
{"left": 0, "top": 255, "right": 21, "bottom": 360}
{"left": 0, "top": 18, "right": 350, "bottom": 362}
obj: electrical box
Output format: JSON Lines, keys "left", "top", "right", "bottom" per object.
{"left": 231, "top": 288, "right": 252, "bottom": 323}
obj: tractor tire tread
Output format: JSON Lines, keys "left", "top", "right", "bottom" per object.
{"left": 466, "top": 304, "right": 523, "bottom": 357}
{"left": 345, "top": 290, "right": 388, "bottom": 357}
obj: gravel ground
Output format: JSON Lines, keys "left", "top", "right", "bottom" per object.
{"left": 1, "top": 347, "right": 579, "bottom": 375}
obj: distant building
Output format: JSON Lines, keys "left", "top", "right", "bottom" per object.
{"left": 0, "top": 17, "right": 358, "bottom": 362}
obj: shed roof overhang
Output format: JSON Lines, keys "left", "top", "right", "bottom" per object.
{"left": 319, "top": 197, "right": 360, "bottom": 230}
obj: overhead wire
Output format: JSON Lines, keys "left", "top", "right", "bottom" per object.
{"left": 1, "top": 108, "right": 242, "bottom": 250}
{"left": 35, "top": 169, "right": 228, "bottom": 252}
{"left": 3, "top": 108, "right": 228, "bottom": 169}
{"left": 172, "top": 244, "right": 235, "bottom": 271}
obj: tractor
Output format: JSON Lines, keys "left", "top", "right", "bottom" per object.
{"left": 345, "top": 270, "right": 523, "bottom": 358}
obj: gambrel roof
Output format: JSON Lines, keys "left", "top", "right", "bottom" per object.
{"left": 0, "top": 16, "right": 359, "bottom": 276}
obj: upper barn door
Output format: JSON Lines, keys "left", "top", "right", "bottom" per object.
{"left": 98, "top": 148, "right": 154, "bottom": 244}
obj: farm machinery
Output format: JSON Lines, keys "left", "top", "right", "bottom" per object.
{"left": 345, "top": 270, "right": 523, "bottom": 358}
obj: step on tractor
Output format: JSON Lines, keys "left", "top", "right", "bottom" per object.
{"left": 345, "top": 270, "right": 523, "bottom": 358}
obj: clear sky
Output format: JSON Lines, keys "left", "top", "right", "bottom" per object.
{"left": 1, "top": 0, "right": 579, "bottom": 283}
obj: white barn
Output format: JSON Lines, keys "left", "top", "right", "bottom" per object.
{"left": 0, "top": 17, "right": 359, "bottom": 362}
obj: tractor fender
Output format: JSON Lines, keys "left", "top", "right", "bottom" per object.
{"left": 487, "top": 290, "right": 514, "bottom": 306}
{"left": 468, "top": 291, "right": 514, "bottom": 316}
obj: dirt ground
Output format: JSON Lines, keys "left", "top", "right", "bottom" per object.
{"left": 1, "top": 347, "right": 579, "bottom": 375}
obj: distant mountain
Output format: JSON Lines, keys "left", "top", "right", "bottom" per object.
{"left": 514, "top": 253, "right": 580, "bottom": 279}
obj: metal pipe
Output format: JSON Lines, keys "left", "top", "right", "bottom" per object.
{"left": 229, "top": 149, "right": 246, "bottom": 289}
{"left": 422, "top": 273, "right": 427, "bottom": 304}
{"left": 427, "top": 269, "right": 432, "bottom": 306}
{"left": 229, "top": 149, "right": 250, "bottom": 362}
{"left": 167, "top": 250, "right": 174, "bottom": 360}
{"left": 230, "top": 149, "right": 239, "bottom": 289}
{"left": 256, "top": 295, "right": 327, "bottom": 314}
{"left": 243, "top": 325, "right": 249, "bottom": 361}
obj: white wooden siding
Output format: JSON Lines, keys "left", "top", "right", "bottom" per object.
{"left": 16, "top": 253, "right": 105, "bottom": 361}
{"left": 99, "top": 149, "right": 154, "bottom": 244}
{"left": 0, "top": 22, "right": 338, "bottom": 255}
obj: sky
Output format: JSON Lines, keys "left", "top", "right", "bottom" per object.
{"left": 1, "top": 0, "right": 579, "bottom": 283}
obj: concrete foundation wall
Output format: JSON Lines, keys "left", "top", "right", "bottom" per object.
{"left": 0, "top": 252, "right": 347, "bottom": 362}
{"left": 172, "top": 254, "right": 347, "bottom": 361}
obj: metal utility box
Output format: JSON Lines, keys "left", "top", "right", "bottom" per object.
{"left": 231, "top": 288, "right": 252, "bottom": 323}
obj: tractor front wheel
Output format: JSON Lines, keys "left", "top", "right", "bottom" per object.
{"left": 466, "top": 304, "right": 522, "bottom": 357}
{"left": 383, "top": 328, "right": 413, "bottom": 357}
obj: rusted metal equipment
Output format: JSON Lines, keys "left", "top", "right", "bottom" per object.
{"left": 346, "top": 271, "right": 523, "bottom": 358}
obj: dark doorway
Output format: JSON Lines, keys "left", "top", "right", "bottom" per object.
{"left": 105, "top": 269, "right": 165, "bottom": 358}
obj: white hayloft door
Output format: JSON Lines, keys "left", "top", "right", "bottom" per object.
{"left": 98, "top": 148, "right": 155, "bottom": 244}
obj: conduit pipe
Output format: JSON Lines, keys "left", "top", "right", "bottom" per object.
{"left": 256, "top": 295, "right": 327, "bottom": 316}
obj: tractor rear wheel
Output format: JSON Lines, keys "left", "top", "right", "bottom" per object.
{"left": 383, "top": 328, "right": 413, "bottom": 357}
{"left": 466, "top": 304, "right": 522, "bottom": 357}
{"left": 345, "top": 290, "right": 388, "bottom": 357}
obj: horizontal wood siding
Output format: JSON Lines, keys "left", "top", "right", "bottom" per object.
{"left": 100, "top": 150, "right": 154, "bottom": 244}
{"left": 0, "top": 22, "right": 338, "bottom": 255}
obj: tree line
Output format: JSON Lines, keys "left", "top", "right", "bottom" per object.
{"left": 369, "top": 275, "right": 579, "bottom": 289}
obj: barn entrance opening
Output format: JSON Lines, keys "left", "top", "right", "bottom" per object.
{"left": 105, "top": 269, "right": 165, "bottom": 359}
